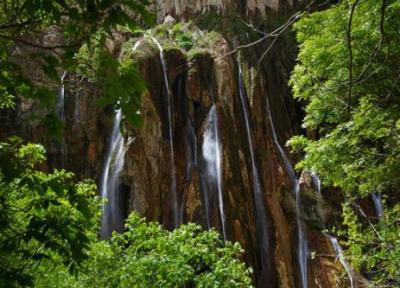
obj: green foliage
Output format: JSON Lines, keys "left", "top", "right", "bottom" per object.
{"left": 148, "top": 21, "right": 224, "bottom": 62}
{"left": 75, "top": 30, "right": 146, "bottom": 127}
{"left": 76, "top": 214, "right": 253, "bottom": 288}
{"left": 0, "top": 0, "right": 154, "bottom": 131}
{"left": 0, "top": 139, "right": 253, "bottom": 287}
{"left": 289, "top": 0, "right": 400, "bottom": 285}
{"left": 31, "top": 210, "right": 254, "bottom": 288}
{"left": 171, "top": 23, "right": 194, "bottom": 50}
{"left": 0, "top": 138, "right": 100, "bottom": 287}
{"left": 340, "top": 202, "right": 400, "bottom": 286}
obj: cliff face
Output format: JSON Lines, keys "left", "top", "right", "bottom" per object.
{"left": 155, "top": 0, "right": 304, "bottom": 18}
{"left": 1, "top": 1, "right": 363, "bottom": 287}
{"left": 110, "top": 7, "right": 355, "bottom": 283}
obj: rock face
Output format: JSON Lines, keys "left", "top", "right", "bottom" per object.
{"left": 0, "top": 1, "right": 364, "bottom": 287}
{"left": 155, "top": 0, "right": 306, "bottom": 19}
{"left": 110, "top": 17, "right": 353, "bottom": 287}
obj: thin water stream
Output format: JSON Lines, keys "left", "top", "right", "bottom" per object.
{"left": 100, "top": 109, "right": 125, "bottom": 238}
{"left": 151, "top": 37, "right": 180, "bottom": 228}
{"left": 328, "top": 235, "right": 354, "bottom": 288}
{"left": 56, "top": 72, "right": 67, "bottom": 167}
{"left": 237, "top": 66, "right": 270, "bottom": 269}
{"left": 100, "top": 42, "right": 141, "bottom": 238}
{"left": 265, "top": 94, "right": 308, "bottom": 288}
{"left": 201, "top": 105, "right": 227, "bottom": 239}
{"left": 372, "top": 192, "right": 384, "bottom": 218}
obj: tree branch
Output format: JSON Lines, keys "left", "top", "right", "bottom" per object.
{"left": 216, "top": 0, "right": 323, "bottom": 60}
{"left": 0, "top": 33, "right": 86, "bottom": 56}
{"left": 346, "top": 0, "right": 360, "bottom": 110}
{"left": 353, "top": 0, "right": 388, "bottom": 84}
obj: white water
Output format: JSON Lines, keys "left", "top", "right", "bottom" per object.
{"left": 372, "top": 192, "right": 384, "bottom": 218}
{"left": 56, "top": 72, "right": 67, "bottom": 167}
{"left": 237, "top": 66, "right": 270, "bottom": 266}
{"left": 202, "top": 105, "right": 227, "bottom": 239}
{"left": 311, "top": 172, "right": 326, "bottom": 227}
{"left": 328, "top": 236, "right": 354, "bottom": 288}
{"left": 295, "top": 181, "right": 309, "bottom": 288}
{"left": 265, "top": 95, "right": 308, "bottom": 288}
{"left": 99, "top": 41, "right": 143, "bottom": 238}
{"left": 311, "top": 172, "right": 321, "bottom": 197}
{"left": 56, "top": 72, "right": 67, "bottom": 121}
{"left": 100, "top": 109, "right": 126, "bottom": 238}
{"left": 151, "top": 37, "right": 180, "bottom": 227}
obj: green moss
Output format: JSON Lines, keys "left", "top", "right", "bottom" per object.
{"left": 119, "top": 39, "right": 147, "bottom": 64}
{"left": 120, "top": 39, "right": 137, "bottom": 56}
{"left": 204, "top": 31, "right": 223, "bottom": 45}
{"left": 152, "top": 24, "right": 169, "bottom": 39}
{"left": 169, "top": 22, "right": 195, "bottom": 50}
{"left": 162, "top": 42, "right": 182, "bottom": 53}
{"left": 187, "top": 48, "right": 210, "bottom": 61}
{"left": 142, "top": 18, "right": 250, "bottom": 64}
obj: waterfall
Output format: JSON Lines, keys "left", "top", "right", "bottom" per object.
{"left": 99, "top": 41, "right": 144, "bottom": 238}
{"left": 56, "top": 72, "right": 67, "bottom": 121}
{"left": 56, "top": 71, "right": 67, "bottom": 167}
{"left": 328, "top": 235, "right": 354, "bottom": 288}
{"left": 371, "top": 192, "right": 384, "bottom": 218}
{"left": 311, "top": 172, "right": 321, "bottom": 197}
{"left": 151, "top": 37, "right": 180, "bottom": 228}
{"left": 100, "top": 109, "right": 126, "bottom": 239}
{"left": 265, "top": 94, "right": 308, "bottom": 288}
{"left": 311, "top": 172, "right": 326, "bottom": 227}
{"left": 294, "top": 181, "right": 309, "bottom": 288}
{"left": 201, "top": 105, "right": 227, "bottom": 239}
{"left": 237, "top": 66, "right": 270, "bottom": 270}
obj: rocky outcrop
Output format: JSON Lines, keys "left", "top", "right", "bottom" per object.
{"left": 155, "top": 0, "right": 308, "bottom": 19}
{"left": 108, "top": 16, "right": 353, "bottom": 285}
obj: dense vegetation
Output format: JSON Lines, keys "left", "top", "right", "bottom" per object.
{"left": 0, "top": 138, "right": 99, "bottom": 286}
{"left": 0, "top": 139, "right": 253, "bottom": 287}
{"left": 0, "top": 0, "right": 152, "bottom": 131}
{"left": 289, "top": 0, "right": 400, "bottom": 285}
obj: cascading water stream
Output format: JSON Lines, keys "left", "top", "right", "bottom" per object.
{"left": 100, "top": 109, "right": 126, "bottom": 239}
{"left": 202, "top": 105, "right": 227, "bottom": 239}
{"left": 327, "top": 235, "right": 354, "bottom": 288}
{"left": 56, "top": 71, "right": 67, "bottom": 166}
{"left": 100, "top": 41, "right": 142, "bottom": 238}
{"left": 265, "top": 95, "right": 308, "bottom": 288}
{"left": 371, "top": 192, "right": 384, "bottom": 218}
{"left": 311, "top": 172, "right": 326, "bottom": 227}
{"left": 237, "top": 66, "right": 270, "bottom": 269}
{"left": 56, "top": 72, "right": 67, "bottom": 121}
{"left": 151, "top": 37, "right": 180, "bottom": 228}
{"left": 313, "top": 171, "right": 360, "bottom": 286}
{"left": 311, "top": 173, "right": 321, "bottom": 198}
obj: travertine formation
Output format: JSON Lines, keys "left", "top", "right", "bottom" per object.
{"left": 155, "top": 0, "right": 301, "bottom": 18}
{"left": 1, "top": 1, "right": 368, "bottom": 287}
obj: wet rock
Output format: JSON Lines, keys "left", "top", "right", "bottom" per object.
{"left": 163, "top": 15, "right": 176, "bottom": 27}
